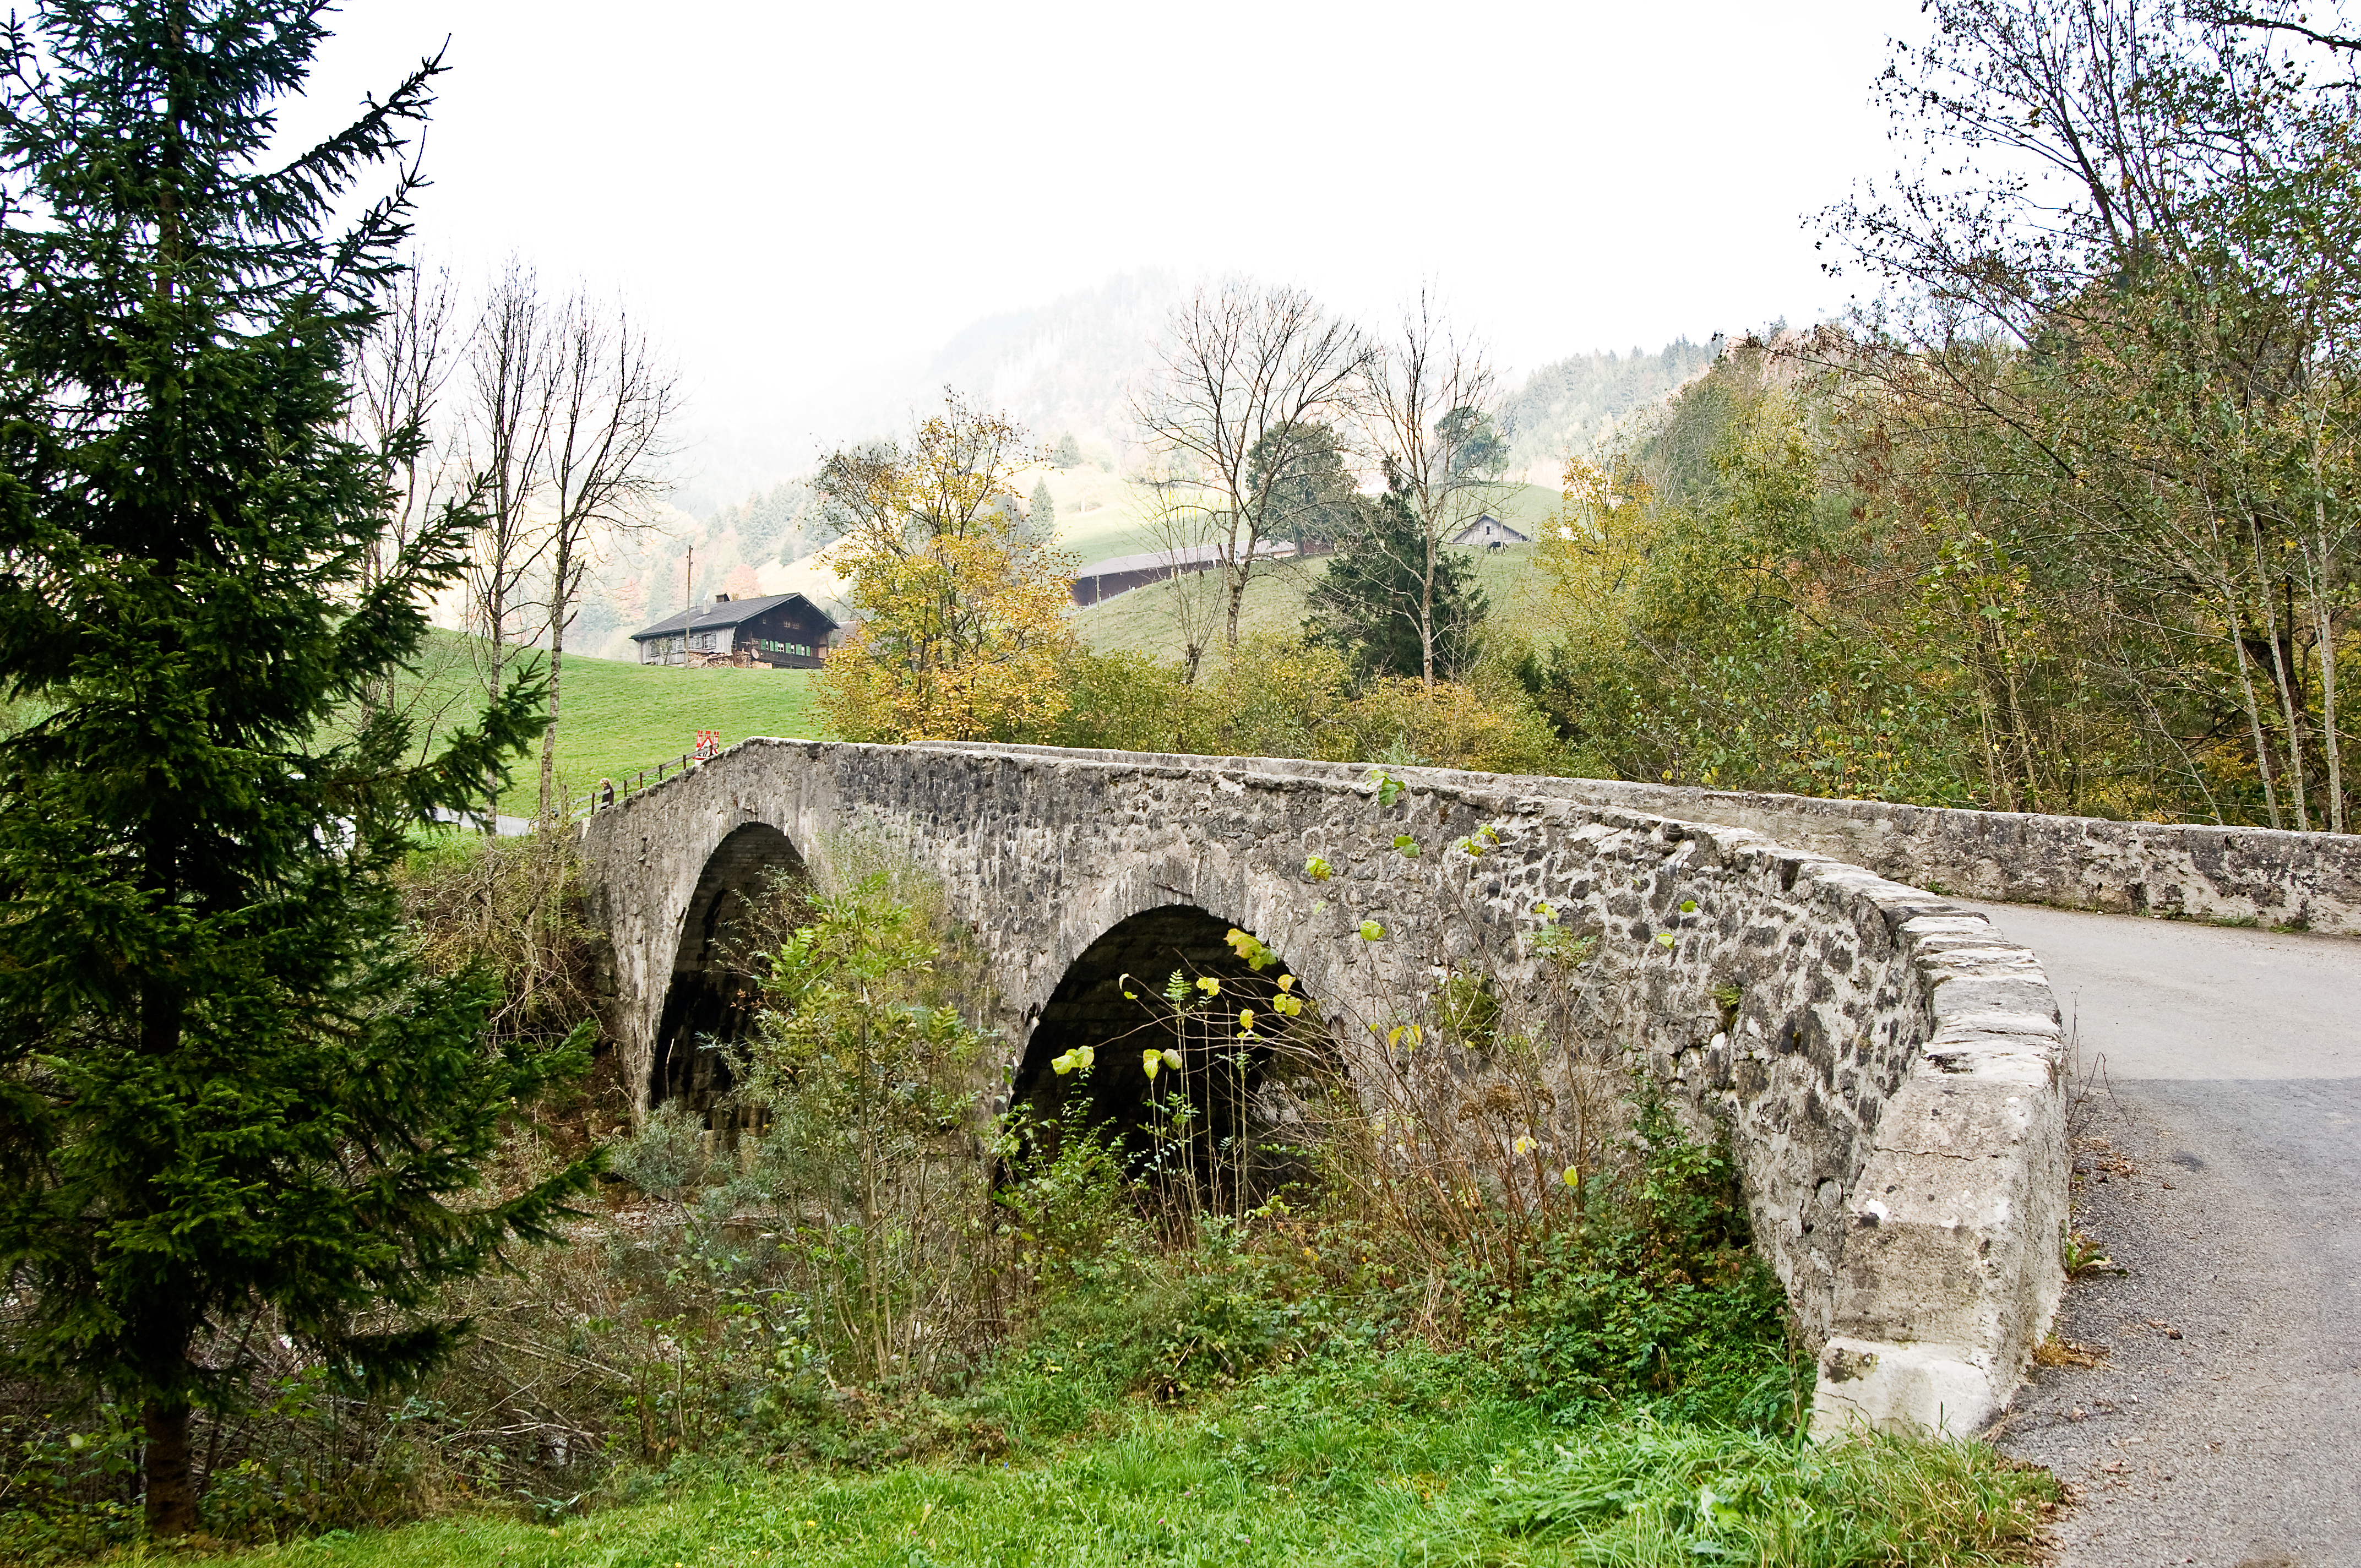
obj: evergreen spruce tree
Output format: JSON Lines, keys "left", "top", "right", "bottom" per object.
{"left": 1247, "top": 420, "right": 1357, "bottom": 549}
{"left": 0, "top": 3, "right": 590, "bottom": 1534}
{"left": 1029, "top": 478, "right": 1056, "bottom": 537}
{"left": 1305, "top": 470, "right": 1491, "bottom": 682}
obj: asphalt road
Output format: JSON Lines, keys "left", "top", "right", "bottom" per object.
{"left": 1964, "top": 901, "right": 2361, "bottom": 1568}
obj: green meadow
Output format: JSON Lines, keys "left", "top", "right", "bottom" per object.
{"left": 375, "top": 631, "right": 827, "bottom": 818}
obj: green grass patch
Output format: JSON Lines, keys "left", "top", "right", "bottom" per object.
{"left": 162, "top": 1354, "right": 2055, "bottom": 1567}
{"left": 363, "top": 630, "right": 830, "bottom": 816}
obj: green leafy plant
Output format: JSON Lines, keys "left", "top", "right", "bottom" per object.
{"left": 730, "top": 873, "right": 992, "bottom": 1388}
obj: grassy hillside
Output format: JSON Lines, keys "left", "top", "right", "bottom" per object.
{"left": 378, "top": 630, "right": 828, "bottom": 816}
{"left": 1074, "top": 544, "right": 1554, "bottom": 665}
{"left": 1049, "top": 477, "right": 1566, "bottom": 574}
{"left": 1072, "top": 564, "right": 1314, "bottom": 659}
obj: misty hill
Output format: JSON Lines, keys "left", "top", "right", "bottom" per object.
{"left": 1500, "top": 339, "right": 1722, "bottom": 482}
{"left": 920, "top": 271, "right": 1186, "bottom": 462}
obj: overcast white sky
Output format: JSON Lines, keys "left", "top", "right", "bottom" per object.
{"left": 293, "top": 0, "right": 1923, "bottom": 492}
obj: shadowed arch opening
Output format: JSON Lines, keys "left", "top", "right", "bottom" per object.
{"left": 1012, "top": 904, "right": 1335, "bottom": 1210}
{"left": 650, "top": 820, "right": 806, "bottom": 1113}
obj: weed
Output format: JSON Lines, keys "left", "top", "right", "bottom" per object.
{"left": 2061, "top": 1229, "right": 2120, "bottom": 1278}
{"left": 2031, "top": 1335, "right": 2107, "bottom": 1369}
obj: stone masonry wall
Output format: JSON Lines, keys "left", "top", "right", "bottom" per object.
{"left": 576, "top": 740, "right": 2069, "bottom": 1436}
{"left": 1552, "top": 781, "right": 2361, "bottom": 935}
{"left": 961, "top": 744, "right": 2361, "bottom": 935}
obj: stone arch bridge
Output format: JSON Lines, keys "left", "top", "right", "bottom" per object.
{"left": 574, "top": 738, "right": 2361, "bottom": 1440}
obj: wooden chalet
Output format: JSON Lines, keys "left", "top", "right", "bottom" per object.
{"left": 630, "top": 592, "right": 840, "bottom": 669}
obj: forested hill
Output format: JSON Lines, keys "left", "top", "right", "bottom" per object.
{"left": 1500, "top": 339, "right": 1722, "bottom": 481}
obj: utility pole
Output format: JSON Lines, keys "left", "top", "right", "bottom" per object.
{"left": 681, "top": 545, "right": 694, "bottom": 666}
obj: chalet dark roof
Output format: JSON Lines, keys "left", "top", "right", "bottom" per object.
{"left": 1075, "top": 540, "right": 1297, "bottom": 580}
{"left": 629, "top": 591, "right": 839, "bottom": 642}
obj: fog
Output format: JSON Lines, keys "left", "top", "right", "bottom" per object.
{"left": 291, "top": 0, "right": 1918, "bottom": 500}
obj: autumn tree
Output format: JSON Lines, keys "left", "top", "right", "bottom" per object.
{"left": 1821, "top": 0, "right": 2361, "bottom": 829}
{"left": 814, "top": 392, "right": 1076, "bottom": 742}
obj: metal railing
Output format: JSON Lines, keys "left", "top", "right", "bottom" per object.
{"left": 567, "top": 744, "right": 720, "bottom": 823}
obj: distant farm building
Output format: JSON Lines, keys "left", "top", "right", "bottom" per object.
{"left": 1071, "top": 540, "right": 1299, "bottom": 607}
{"left": 1447, "top": 514, "right": 1531, "bottom": 549}
{"left": 630, "top": 592, "right": 840, "bottom": 668}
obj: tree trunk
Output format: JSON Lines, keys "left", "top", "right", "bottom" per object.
{"left": 1222, "top": 545, "right": 1249, "bottom": 650}
{"left": 483, "top": 576, "right": 506, "bottom": 834}
{"left": 2311, "top": 575, "right": 2344, "bottom": 833}
{"left": 536, "top": 636, "right": 563, "bottom": 823}
{"left": 142, "top": 1396, "right": 198, "bottom": 1537}
{"left": 537, "top": 535, "right": 571, "bottom": 821}
{"left": 1420, "top": 533, "right": 1437, "bottom": 689}
{"left": 2221, "top": 581, "right": 2285, "bottom": 830}
{"left": 2305, "top": 415, "right": 2347, "bottom": 833}
{"left": 2252, "top": 541, "right": 2311, "bottom": 829}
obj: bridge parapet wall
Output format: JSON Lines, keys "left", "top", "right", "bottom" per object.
{"left": 578, "top": 739, "right": 2067, "bottom": 1439}
{"left": 955, "top": 744, "right": 2361, "bottom": 935}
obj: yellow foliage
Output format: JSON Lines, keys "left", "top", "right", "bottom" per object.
{"left": 1178, "top": 632, "right": 1570, "bottom": 775}
{"left": 1533, "top": 456, "right": 1665, "bottom": 655}
{"left": 814, "top": 394, "right": 1078, "bottom": 743}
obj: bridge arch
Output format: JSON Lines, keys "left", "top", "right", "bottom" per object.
{"left": 648, "top": 818, "right": 805, "bottom": 1110}
{"left": 1013, "top": 903, "right": 1341, "bottom": 1207}
{"left": 579, "top": 738, "right": 2074, "bottom": 1438}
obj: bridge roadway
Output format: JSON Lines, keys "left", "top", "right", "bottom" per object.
{"left": 1970, "top": 901, "right": 2361, "bottom": 1567}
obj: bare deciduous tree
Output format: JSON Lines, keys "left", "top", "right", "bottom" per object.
{"left": 461, "top": 260, "right": 556, "bottom": 823}
{"left": 349, "top": 264, "right": 464, "bottom": 701}
{"left": 1361, "top": 292, "right": 1511, "bottom": 687}
{"left": 531, "top": 296, "right": 676, "bottom": 818}
{"left": 1134, "top": 281, "right": 1369, "bottom": 670}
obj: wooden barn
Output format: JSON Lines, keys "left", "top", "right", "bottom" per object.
{"left": 1445, "top": 514, "right": 1531, "bottom": 549}
{"left": 630, "top": 592, "right": 840, "bottom": 669}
